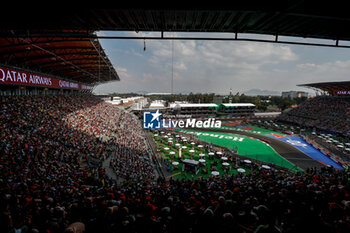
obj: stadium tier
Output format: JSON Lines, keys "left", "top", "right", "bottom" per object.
{"left": 169, "top": 103, "right": 218, "bottom": 118}
{"left": 218, "top": 103, "right": 256, "bottom": 118}
{"left": 0, "top": 30, "right": 119, "bottom": 96}
{"left": 2, "top": 94, "right": 350, "bottom": 233}
{"left": 298, "top": 81, "right": 350, "bottom": 96}
{"left": 2, "top": 69, "right": 350, "bottom": 232}
{"left": 0, "top": 65, "right": 94, "bottom": 95}
{"left": 2, "top": 8, "right": 350, "bottom": 233}
{"left": 278, "top": 96, "right": 350, "bottom": 135}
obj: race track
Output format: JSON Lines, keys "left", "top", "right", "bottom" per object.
{"left": 191, "top": 127, "right": 326, "bottom": 171}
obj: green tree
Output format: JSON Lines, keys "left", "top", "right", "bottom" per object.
{"left": 278, "top": 98, "right": 296, "bottom": 111}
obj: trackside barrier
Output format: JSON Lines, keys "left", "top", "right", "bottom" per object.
{"left": 300, "top": 133, "right": 349, "bottom": 169}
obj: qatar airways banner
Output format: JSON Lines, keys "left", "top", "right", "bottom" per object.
{"left": 336, "top": 90, "right": 350, "bottom": 95}
{"left": 0, "top": 66, "right": 93, "bottom": 90}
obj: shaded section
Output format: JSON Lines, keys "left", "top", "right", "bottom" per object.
{"left": 298, "top": 81, "right": 350, "bottom": 96}
{"left": 1, "top": 5, "right": 350, "bottom": 43}
{"left": 0, "top": 30, "right": 119, "bottom": 84}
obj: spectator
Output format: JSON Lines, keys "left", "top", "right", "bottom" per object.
{"left": 278, "top": 96, "right": 350, "bottom": 134}
{"left": 1, "top": 95, "right": 350, "bottom": 233}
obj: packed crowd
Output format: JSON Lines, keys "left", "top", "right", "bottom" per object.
{"left": 0, "top": 95, "right": 154, "bottom": 233}
{"left": 109, "top": 144, "right": 155, "bottom": 183}
{"left": 63, "top": 95, "right": 155, "bottom": 182}
{"left": 1, "top": 95, "right": 350, "bottom": 233}
{"left": 278, "top": 96, "right": 350, "bottom": 134}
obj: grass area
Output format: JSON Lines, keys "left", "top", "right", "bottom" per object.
{"left": 153, "top": 132, "right": 252, "bottom": 179}
{"left": 219, "top": 123, "right": 286, "bottom": 135}
{"left": 176, "top": 129, "right": 301, "bottom": 171}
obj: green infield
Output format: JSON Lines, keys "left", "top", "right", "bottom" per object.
{"left": 152, "top": 132, "right": 254, "bottom": 180}
{"left": 218, "top": 123, "right": 286, "bottom": 136}
{"left": 177, "top": 129, "right": 301, "bottom": 171}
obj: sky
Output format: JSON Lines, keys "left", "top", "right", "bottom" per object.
{"left": 93, "top": 31, "right": 350, "bottom": 96}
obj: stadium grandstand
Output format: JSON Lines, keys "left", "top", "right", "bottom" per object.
{"left": 1, "top": 5, "right": 350, "bottom": 233}
{"left": 218, "top": 103, "right": 256, "bottom": 118}
{"left": 169, "top": 103, "right": 218, "bottom": 118}
{"left": 298, "top": 81, "right": 350, "bottom": 96}
{"left": 0, "top": 30, "right": 119, "bottom": 96}
{"left": 277, "top": 81, "right": 350, "bottom": 171}
{"left": 279, "top": 81, "right": 350, "bottom": 135}
{"left": 139, "top": 102, "right": 256, "bottom": 119}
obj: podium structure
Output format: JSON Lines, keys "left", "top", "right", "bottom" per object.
{"left": 182, "top": 159, "right": 200, "bottom": 174}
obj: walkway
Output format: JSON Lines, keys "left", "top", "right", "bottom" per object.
{"left": 102, "top": 156, "right": 123, "bottom": 184}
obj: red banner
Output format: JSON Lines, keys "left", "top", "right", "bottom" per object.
{"left": 0, "top": 66, "right": 93, "bottom": 90}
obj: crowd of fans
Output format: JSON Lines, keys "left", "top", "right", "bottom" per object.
{"left": 278, "top": 96, "right": 350, "bottom": 134}
{"left": 1, "top": 94, "right": 350, "bottom": 233}
{"left": 0, "top": 95, "right": 154, "bottom": 233}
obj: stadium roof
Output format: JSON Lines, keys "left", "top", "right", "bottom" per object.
{"left": 1, "top": 4, "right": 350, "bottom": 45}
{"left": 222, "top": 103, "right": 256, "bottom": 107}
{"left": 169, "top": 103, "right": 218, "bottom": 108}
{"left": 1, "top": 4, "right": 350, "bottom": 85}
{"left": 298, "top": 81, "right": 350, "bottom": 96}
{"left": 0, "top": 30, "right": 119, "bottom": 85}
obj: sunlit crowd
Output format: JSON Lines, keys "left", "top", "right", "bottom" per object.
{"left": 1, "top": 95, "right": 350, "bottom": 233}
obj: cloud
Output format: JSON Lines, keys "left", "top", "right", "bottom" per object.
{"left": 174, "top": 61, "right": 187, "bottom": 71}
{"left": 160, "top": 41, "right": 299, "bottom": 93}
{"left": 97, "top": 31, "right": 350, "bottom": 95}
{"left": 115, "top": 66, "right": 131, "bottom": 79}
{"left": 294, "top": 59, "right": 350, "bottom": 84}
{"left": 110, "top": 31, "right": 298, "bottom": 71}
{"left": 296, "top": 63, "right": 316, "bottom": 70}
{"left": 181, "top": 41, "right": 297, "bottom": 75}
{"left": 196, "top": 41, "right": 297, "bottom": 64}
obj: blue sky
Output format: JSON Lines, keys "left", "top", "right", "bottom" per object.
{"left": 93, "top": 31, "right": 350, "bottom": 95}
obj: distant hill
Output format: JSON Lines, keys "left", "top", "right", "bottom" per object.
{"left": 243, "top": 89, "right": 281, "bottom": 96}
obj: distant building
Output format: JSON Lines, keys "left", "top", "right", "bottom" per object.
{"left": 281, "top": 91, "right": 308, "bottom": 99}
{"left": 218, "top": 103, "right": 256, "bottom": 118}
{"left": 105, "top": 96, "right": 145, "bottom": 106}
{"left": 168, "top": 103, "right": 218, "bottom": 118}
{"left": 149, "top": 100, "right": 167, "bottom": 109}
{"left": 213, "top": 96, "right": 223, "bottom": 104}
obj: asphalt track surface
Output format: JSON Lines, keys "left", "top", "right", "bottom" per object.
{"left": 191, "top": 127, "right": 326, "bottom": 171}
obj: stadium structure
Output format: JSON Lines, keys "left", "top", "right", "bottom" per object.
{"left": 142, "top": 102, "right": 256, "bottom": 118}
{"left": 298, "top": 81, "right": 350, "bottom": 96}
{"left": 277, "top": 81, "right": 350, "bottom": 135}
{"left": 0, "top": 30, "right": 119, "bottom": 96}
{"left": 2, "top": 5, "right": 350, "bottom": 233}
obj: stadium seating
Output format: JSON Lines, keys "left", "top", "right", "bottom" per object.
{"left": 278, "top": 96, "right": 350, "bottom": 134}
{"left": 1, "top": 95, "right": 350, "bottom": 233}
